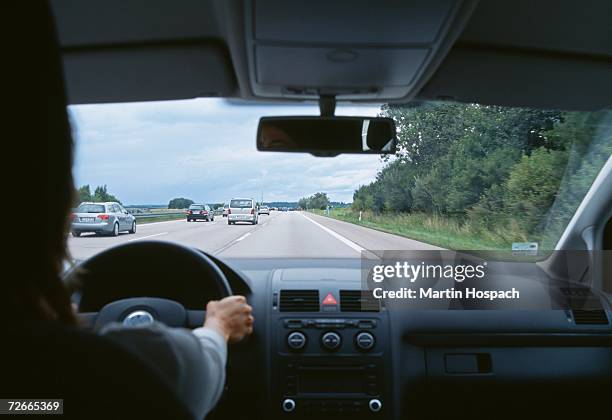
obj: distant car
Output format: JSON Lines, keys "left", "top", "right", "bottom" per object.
{"left": 71, "top": 202, "right": 136, "bottom": 237}
{"left": 222, "top": 204, "right": 229, "bottom": 217}
{"left": 228, "top": 198, "right": 258, "bottom": 225}
{"left": 187, "top": 204, "right": 214, "bottom": 222}
{"left": 258, "top": 206, "right": 270, "bottom": 215}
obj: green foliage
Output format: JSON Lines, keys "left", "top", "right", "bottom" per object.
{"left": 77, "top": 185, "right": 92, "bottom": 204}
{"left": 503, "top": 148, "right": 568, "bottom": 232}
{"left": 75, "top": 184, "right": 122, "bottom": 205}
{"left": 351, "top": 103, "right": 611, "bottom": 249}
{"left": 168, "top": 197, "right": 194, "bottom": 209}
{"left": 298, "top": 192, "right": 331, "bottom": 210}
{"left": 92, "top": 185, "right": 122, "bottom": 204}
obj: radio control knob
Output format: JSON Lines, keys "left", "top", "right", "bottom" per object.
{"left": 282, "top": 398, "right": 296, "bottom": 412}
{"left": 321, "top": 331, "right": 342, "bottom": 350}
{"left": 356, "top": 332, "right": 375, "bottom": 351}
{"left": 287, "top": 332, "right": 306, "bottom": 350}
{"left": 369, "top": 399, "right": 382, "bottom": 413}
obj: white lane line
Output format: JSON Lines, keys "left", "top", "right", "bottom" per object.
{"left": 128, "top": 232, "right": 168, "bottom": 242}
{"left": 300, "top": 213, "right": 364, "bottom": 253}
{"left": 136, "top": 219, "right": 184, "bottom": 227}
{"left": 235, "top": 232, "right": 251, "bottom": 242}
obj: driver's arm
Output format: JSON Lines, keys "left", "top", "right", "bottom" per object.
{"left": 99, "top": 296, "right": 253, "bottom": 419}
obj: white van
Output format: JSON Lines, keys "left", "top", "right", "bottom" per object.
{"left": 227, "top": 198, "right": 258, "bottom": 225}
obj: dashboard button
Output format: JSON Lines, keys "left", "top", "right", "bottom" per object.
{"left": 367, "top": 383, "right": 379, "bottom": 395}
{"left": 282, "top": 399, "right": 296, "bottom": 412}
{"left": 358, "top": 320, "right": 377, "bottom": 328}
{"left": 285, "top": 319, "right": 303, "bottom": 328}
{"left": 287, "top": 331, "right": 307, "bottom": 350}
{"left": 321, "top": 331, "right": 342, "bottom": 350}
{"left": 355, "top": 332, "right": 376, "bottom": 351}
{"left": 368, "top": 399, "right": 382, "bottom": 413}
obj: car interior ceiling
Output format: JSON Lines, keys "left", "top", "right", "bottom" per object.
{"left": 53, "top": 0, "right": 612, "bottom": 110}
{"left": 10, "top": 1, "right": 612, "bottom": 419}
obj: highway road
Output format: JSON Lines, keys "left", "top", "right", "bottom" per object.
{"left": 67, "top": 211, "right": 440, "bottom": 261}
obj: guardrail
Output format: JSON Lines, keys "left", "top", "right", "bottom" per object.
{"left": 133, "top": 212, "right": 185, "bottom": 219}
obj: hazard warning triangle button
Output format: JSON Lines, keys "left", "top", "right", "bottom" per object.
{"left": 322, "top": 293, "right": 338, "bottom": 306}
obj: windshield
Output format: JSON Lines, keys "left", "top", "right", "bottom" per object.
{"left": 230, "top": 200, "right": 253, "bottom": 208}
{"left": 75, "top": 204, "right": 105, "bottom": 213}
{"left": 67, "top": 99, "right": 611, "bottom": 261}
{"left": 189, "top": 205, "right": 204, "bottom": 210}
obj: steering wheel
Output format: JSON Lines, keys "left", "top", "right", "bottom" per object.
{"left": 65, "top": 241, "right": 233, "bottom": 330}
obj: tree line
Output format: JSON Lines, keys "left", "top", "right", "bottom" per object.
{"left": 351, "top": 103, "right": 611, "bottom": 248}
{"left": 298, "top": 192, "right": 331, "bottom": 210}
{"left": 168, "top": 198, "right": 226, "bottom": 209}
{"left": 76, "top": 185, "right": 121, "bottom": 205}
{"left": 168, "top": 198, "right": 194, "bottom": 209}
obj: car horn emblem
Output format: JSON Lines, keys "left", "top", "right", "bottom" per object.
{"left": 123, "top": 310, "right": 155, "bottom": 327}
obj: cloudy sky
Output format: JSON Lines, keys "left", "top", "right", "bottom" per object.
{"left": 69, "top": 99, "right": 385, "bottom": 205}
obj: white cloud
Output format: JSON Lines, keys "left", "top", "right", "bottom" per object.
{"left": 69, "top": 99, "right": 385, "bottom": 204}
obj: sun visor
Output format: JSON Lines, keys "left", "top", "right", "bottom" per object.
{"left": 63, "top": 43, "right": 236, "bottom": 104}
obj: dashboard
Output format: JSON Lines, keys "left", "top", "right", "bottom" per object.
{"left": 76, "top": 256, "right": 612, "bottom": 419}
{"left": 213, "top": 258, "right": 612, "bottom": 419}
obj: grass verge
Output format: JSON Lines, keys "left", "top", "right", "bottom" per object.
{"left": 309, "top": 208, "right": 512, "bottom": 250}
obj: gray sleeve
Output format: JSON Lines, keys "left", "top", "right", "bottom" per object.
{"left": 100, "top": 322, "right": 227, "bottom": 419}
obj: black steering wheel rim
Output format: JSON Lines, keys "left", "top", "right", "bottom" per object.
{"left": 65, "top": 241, "right": 233, "bottom": 327}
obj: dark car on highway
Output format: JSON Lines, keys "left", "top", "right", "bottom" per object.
{"left": 186, "top": 204, "right": 214, "bottom": 222}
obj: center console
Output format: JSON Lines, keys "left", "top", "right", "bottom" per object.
{"left": 268, "top": 283, "right": 391, "bottom": 418}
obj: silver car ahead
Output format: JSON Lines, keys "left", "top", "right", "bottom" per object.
{"left": 71, "top": 202, "right": 136, "bottom": 237}
{"left": 227, "top": 198, "right": 258, "bottom": 225}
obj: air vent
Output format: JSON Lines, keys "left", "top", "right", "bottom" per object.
{"left": 340, "top": 290, "right": 380, "bottom": 312}
{"left": 572, "top": 309, "right": 609, "bottom": 325}
{"left": 279, "top": 290, "right": 320, "bottom": 312}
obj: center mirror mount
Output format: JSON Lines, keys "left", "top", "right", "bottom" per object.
{"left": 319, "top": 95, "right": 336, "bottom": 117}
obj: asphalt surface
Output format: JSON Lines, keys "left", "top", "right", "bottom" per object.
{"left": 67, "top": 211, "right": 440, "bottom": 261}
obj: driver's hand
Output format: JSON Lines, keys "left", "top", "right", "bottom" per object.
{"left": 204, "top": 296, "right": 254, "bottom": 343}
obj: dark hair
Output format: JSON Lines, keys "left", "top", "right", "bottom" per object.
{"left": 6, "top": 2, "right": 76, "bottom": 324}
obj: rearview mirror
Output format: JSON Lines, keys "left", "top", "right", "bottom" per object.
{"left": 257, "top": 116, "right": 396, "bottom": 156}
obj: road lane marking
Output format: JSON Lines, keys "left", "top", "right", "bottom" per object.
{"left": 136, "top": 219, "right": 185, "bottom": 227}
{"left": 128, "top": 232, "right": 168, "bottom": 242}
{"left": 300, "top": 213, "right": 364, "bottom": 254}
{"left": 235, "top": 232, "right": 251, "bottom": 242}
